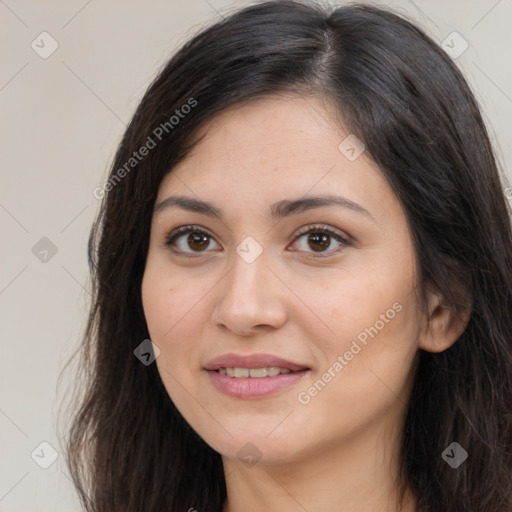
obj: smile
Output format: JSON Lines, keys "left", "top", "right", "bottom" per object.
{"left": 217, "top": 367, "right": 293, "bottom": 378}
{"left": 205, "top": 368, "right": 309, "bottom": 399}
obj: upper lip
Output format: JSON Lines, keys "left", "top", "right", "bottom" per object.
{"left": 204, "top": 353, "right": 310, "bottom": 372}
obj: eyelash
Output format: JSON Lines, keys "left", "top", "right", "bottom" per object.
{"left": 164, "top": 223, "right": 352, "bottom": 258}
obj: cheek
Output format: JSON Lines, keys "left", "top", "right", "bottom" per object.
{"left": 295, "top": 263, "right": 415, "bottom": 353}
{"left": 141, "top": 266, "right": 201, "bottom": 403}
{"left": 142, "top": 259, "right": 204, "bottom": 342}
{"left": 313, "top": 289, "right": 419, "bottom": 401}
{"left": 141, "top": 277, "right": 222, "bottom": 450}
{"left": 291, "top": 298, "right": 419, "bottom": 447}
{"left": 141, "top": 270, "right": 171, "bottom": 341}
{"left": 141, "top": 262, "right": 217, "bottom": 398}
{"left": 295, "top": 257, "right": 421, "bottom": 414}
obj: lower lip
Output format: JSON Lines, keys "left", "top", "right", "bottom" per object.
{"left": 205, "top": 369, "right": 309, "bottom": 399}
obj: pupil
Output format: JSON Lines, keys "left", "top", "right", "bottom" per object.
{"left": 308, "top": 233, "right": 330, "bottom": 252}
{"left": 188, "top": 233, "right": 209, "bottom": 251}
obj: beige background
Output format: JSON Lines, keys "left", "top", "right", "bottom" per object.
{"left": 1, "top": 0, "right": 511, "bottom": 510}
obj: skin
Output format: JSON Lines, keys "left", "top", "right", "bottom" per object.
{"left": 141, "top": 93, "right": 469, "bottom": 512}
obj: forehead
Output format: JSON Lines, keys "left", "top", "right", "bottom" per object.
{"left": 155, "top": 94, "right": 395, "bottom": 225}
{"left": 184, "top": 94, "right": 345, "bottom": 165}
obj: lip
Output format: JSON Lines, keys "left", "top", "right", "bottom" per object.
{"left": 204, "top": 352, "right": 310, "bottom": 399}
{"left": 204, "top": 352, "right": 310, "bottom": 372}
{"left": 206, "top": 370, "right": 309, "bottom": 399}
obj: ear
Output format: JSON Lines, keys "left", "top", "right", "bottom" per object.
{"left": 418, "top": 289, "right": 472, "bottom": 353}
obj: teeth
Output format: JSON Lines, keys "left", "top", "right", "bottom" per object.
{"left": 234, "top": 368, "right": 249, "bottom": 378}
{"left": 218, "top": 367, "right": 293, "bottom": 378}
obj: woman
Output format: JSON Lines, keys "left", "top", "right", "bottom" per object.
{"left": 64, "top": 1, "right": 512, "bottom": 510}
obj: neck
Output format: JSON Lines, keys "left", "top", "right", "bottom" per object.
{"left": 221, "top": 402, "right": 416, "bottom": 512}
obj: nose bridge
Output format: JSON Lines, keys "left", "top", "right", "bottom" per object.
{"left": 226, "top": 238, "right": 271, "bottom": 303}
{"left": 212, "top": 238, "right": 287, "bottom": 333}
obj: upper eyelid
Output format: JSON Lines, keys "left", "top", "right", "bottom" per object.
{"left": 166, "top": 223, "right": 347, "bottom": 239}
{"left": 294, "top": 223, "right": 351, "bottom": 241}
{"left": 168, "top": 225, "right": 217, "bottom": 241}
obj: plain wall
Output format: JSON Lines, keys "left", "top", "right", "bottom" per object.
{"left": 1, "top": 0, "right": 511, "bottom": 510}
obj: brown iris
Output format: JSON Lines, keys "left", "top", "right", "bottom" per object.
{"left": 188, "top": 232, "right": 210, "bottom": 251}
{"left": 308, "top": 233, "right": 330, "bottom": 252}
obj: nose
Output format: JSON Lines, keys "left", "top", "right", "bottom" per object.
{"left": 211, "top": 246, "right": 288, "bottom": 336}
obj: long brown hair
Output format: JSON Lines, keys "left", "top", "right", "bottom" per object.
{"left": 60, "top": 1, "right": 512, "bottom": 510}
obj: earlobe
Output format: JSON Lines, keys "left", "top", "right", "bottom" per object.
{"left": 418, "top": 292, "right": 472, "bottom": 354}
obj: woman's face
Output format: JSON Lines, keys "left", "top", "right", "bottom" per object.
{"left": 142, "top": 94, "right": 425, "bottom": 466}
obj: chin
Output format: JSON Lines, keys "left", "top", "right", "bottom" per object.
{"left": 195, "top": 426, "right": 306, "bottom": 466}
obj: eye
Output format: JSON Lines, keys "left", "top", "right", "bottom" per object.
{"left": 164, "top": 223, "right": 351, "bottom": 258}
{"left": 165, "top": 225, "right": 221, "bottom": 256}
{"left": 289, "top": 224, "right": 351, "bottom": 257}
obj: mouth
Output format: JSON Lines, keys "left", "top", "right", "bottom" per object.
{"left": 204, "top": 353, "right": 310, "bottom": 399}
{"left": 215, "top": 367, "right": 300, "bottom": 378}
{"left": 204, "top": 352, "right": 310, "bottom": 373}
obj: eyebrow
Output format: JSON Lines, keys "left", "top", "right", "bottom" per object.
{"left": 153, "top": 194, "right": 375, "bottom": 221}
